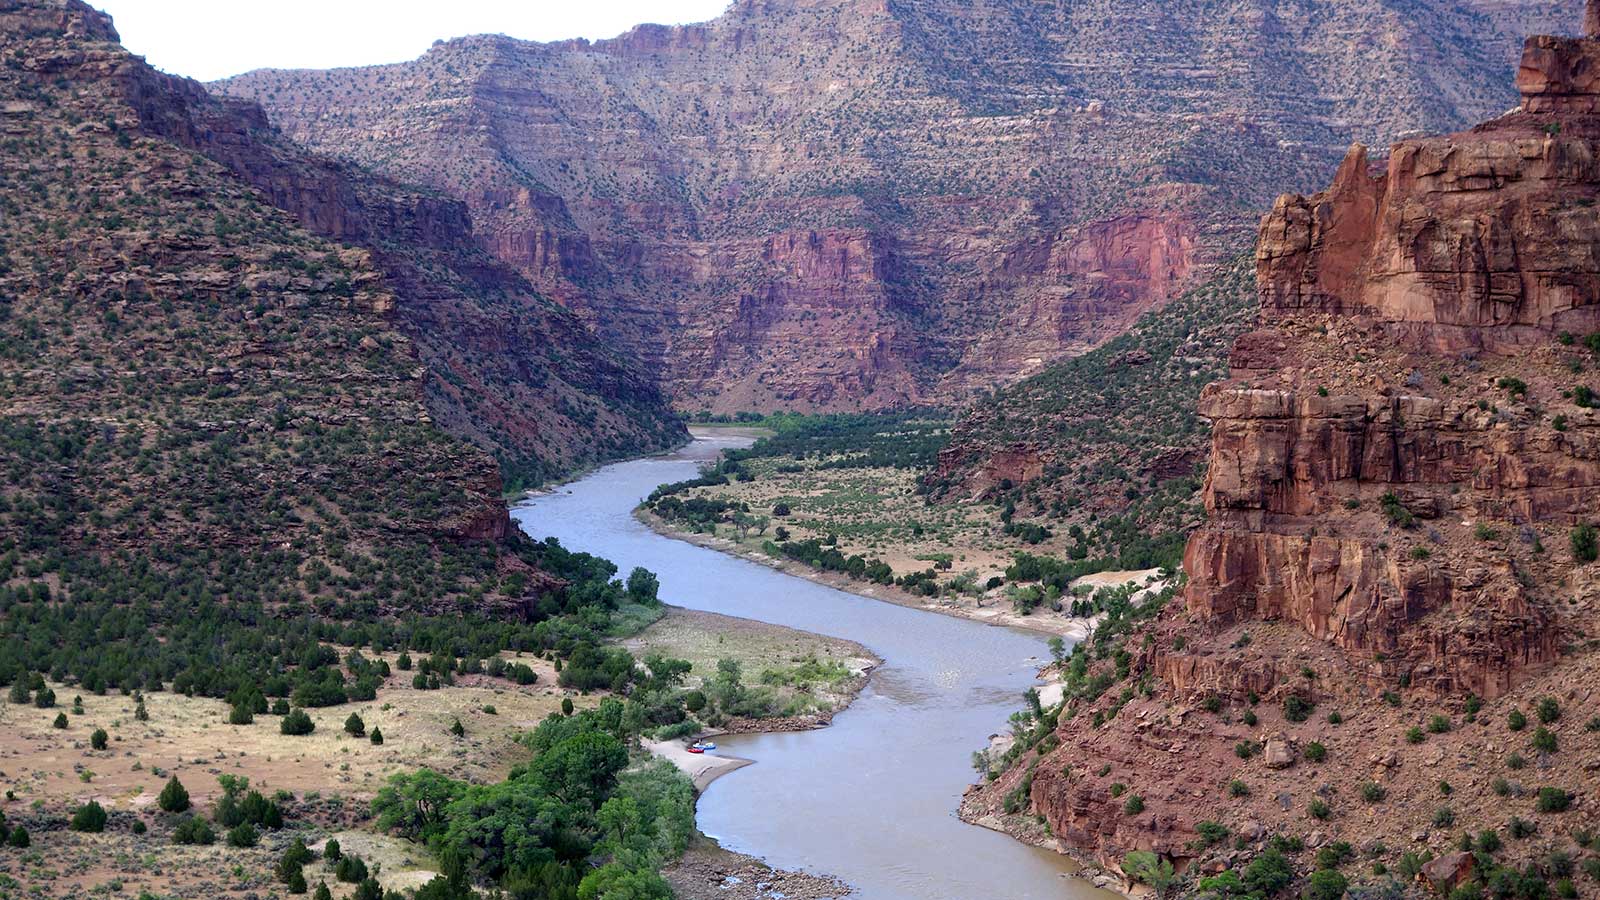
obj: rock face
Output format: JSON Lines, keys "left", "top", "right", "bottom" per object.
{"left": 0, "top": 0, "right": 678, "bottom": 620}
{"left": 966, "top": 7, "right": 1600, "bottom": 879}
{"left": 15, "top": 1, "right": 685, "bottom": 487}
{"left": 214, "top": 0, "right": 1567, "bottom": 411}
{"left": 1183, "top": 24, "right": 1600, "bottom": 695}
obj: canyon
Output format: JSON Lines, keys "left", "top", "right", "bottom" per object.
{"left": 966, "top": 7, "right": 1600, "bottom": 890}
{"left": 216, "top": 0, "right": 1569, "bottom": 411}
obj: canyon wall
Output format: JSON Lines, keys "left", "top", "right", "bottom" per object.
{"left": 215, "top": 0, "right": 1568, "bottom": 411}
{"left": 967, "top": 8, "right": 1600, "bottom": 879}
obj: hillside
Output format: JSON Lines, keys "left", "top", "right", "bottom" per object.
{"left": 965, "top": 9, "right": 1600, "bottom": 898}
{"left": 0, "top": 0, "right": 678, "bottom": 689}
{"left": 216, "top": 0, "right": 1567, "bottom": 412}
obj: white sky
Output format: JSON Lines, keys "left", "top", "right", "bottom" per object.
{"left": 93, "top": 0, "right": 735, "bottom": 81}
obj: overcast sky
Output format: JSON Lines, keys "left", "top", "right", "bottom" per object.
{"left": 93, "top": 0, "right": 735, "bottom": 81}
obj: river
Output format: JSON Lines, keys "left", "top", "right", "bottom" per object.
{"left": 512, "top": 433, "right": 1114, "bottom": 900}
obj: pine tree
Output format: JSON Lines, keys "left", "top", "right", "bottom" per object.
{"left": 344, "top": 713, "right": 365, "bottom": 736}
{"left": 52, "top": 712, "right": 68, "bottom": 729}
{"left": 158, "top": 776, "right": 191, "bottom": 814}
{"left": 449, "top": 718, "right": 465, "bottom": 738}
{"left": 369, "top": 727, "right": 384, "bottom": 745}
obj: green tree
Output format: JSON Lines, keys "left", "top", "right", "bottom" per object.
{"left": 1122, "top": 851, "right": 1176, "bottom": 897}
{"left": 1572, "top": 523, "right": 1598, "bottom": 563}
{"left": 281, "top": 708, "right": 315, "bottom": 735}
{"left": 372, "top": 769, "right": 466, "bottom": 841}
{"left": 90, "top": 727, "right": 108, "bottom": 750}
{"left": 52, "top": 712, "right": 67, "bottom": 729}
{"left": 370, "top": 726, "right": 384, "bottom": 745}
{"left": 158, "top": 776, "right": 191, "bottom": 813}
{"left": 345, "top": 713, "right": 365, "bottom": 736}
{"left": 70, "top": 800, "right": 108, "bottom": 832}
{"left": 8, "top": 826, "right": 29, "bottom": 847}
{"left": 576, "top": 862, "right": 673, "bottom": 900}
{"left": 626, "top": 567, "right": 660, "bottom": 604}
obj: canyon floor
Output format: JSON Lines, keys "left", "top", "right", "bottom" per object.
{"left": 0, "top": 611, "right": 873, "bottom": 900}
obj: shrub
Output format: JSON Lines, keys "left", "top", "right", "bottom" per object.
{"left": 1477, "top": 829, "right": 1502, "bottom": 853}
{"left": 1537, "top": 697, "right": 1561, "bottom": 724}
{"left": 1428, "top": 714, "right": 1452, "bottom": 733}
{"left": 344, "top": 713, "right": 365, "bottom": 737}
{"left": 1360, "top": 782, "right": 1387, "bottom": 802}
{"left": 1536, "top": 787, "right": 1573, "bottom": 813}
{"left": 1509, "top": 817, "right": 1537, "bottom": 839}
{"left": 323, "top": 838, "right": 342, "bottom": 861}
{"left": 1235, "top": 740, "right": 1257, "bottom": 759}
{"left": 449, "top": 718, "right": 465, "bottom": 737}
{"left": 1228, "top": 780, "right": 1251, "bottom": 798}
{"left": 7, "top": 826, "right": 28, "bottom": 847}
{"left": 70, "top": 800, "right": 108, "bottom": 832}
{"left": 1304, "top": 741, "right": 1327, "bottom": 763}
{"left": 280, "top": 709, "right": 314, "bottom": 735}
{"left": 1315, "top": 841, "right": 1354, "bottom": 870}
{"left": 90, "top": 727, "right": 109, "bottom": 750}
{"left": 335, "top": 854, "right": 368, "bottom": 883}
{"left": 1308, "top": 798, "right": 1330, "bottom": 820}
{"left": 228, "top": 704, "right": 254, "bottom": 725}
{"left": 1434, "top": 806, "right": 1456, "bottom": 828}
{"left": 369, "top": 727, "right": 384, "bottom": 745}
{"left": 1243, "top": 848, "right": 1295, "bottom": 896}
{"left": 52, "top": 712, "right": 67, "bottom": 729}
{"left": 1572, "top": 524, "right": 1598, "bottom": 563}
{"left": 158, "top": 776, "right": 190, "bottom": 813}
{"left": 1406, "top": 727, "right": 1426, "bottom": 744}
{"left": 172, "top": 817, "right": 215, "bottom": 845}
{"left": 1304, "top": 868, "right": 1348, "bottom": 900}
{"left": 227, "top": 823, "right": 259, "bottom": 848}
{"left": 1124, "top": 795, "right": 1145, "bottom": 815}
{"left": 1284, "top": 695, "right": 1314, "bottom": 723}
{"left": 1193, "top": 821, "right": 1230, "bottom": 849}
{"left": 1508, "top": 752, "right": 1527, "bottom": 770}
{"left": 1532, "top": 727, "right": 1558, "bottom": 753}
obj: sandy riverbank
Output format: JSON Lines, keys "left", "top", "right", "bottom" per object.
{"left": 636, "top": 509, "right": 1107, "bottom": 640}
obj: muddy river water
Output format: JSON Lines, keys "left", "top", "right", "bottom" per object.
{"left": 512, "top": 433, "right": 1114, "bottom": 900}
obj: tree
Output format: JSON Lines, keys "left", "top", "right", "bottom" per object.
{"left": 561, "top": 697, "right": 574, "bottom": 716}
{"left": 323, "top": 838, "right": 342, "bottom": 861}
{"left": 34, "top": 686, "right": 55, "bottom": 708}
{"left": 90, "top": 727, "right": 108, "bottom": 750}
{"left": 281, "top": 708, "right": 315, "bottom": 735}
{"left": 6, "top": 678, "right": 28, "bottom": 704}
{"left": 286, "top": 867, "right": 308, "bottom": 894}
{"left": 158, "top": 776, "right": 191, "bottom": 813}
{"left": 70, "top": 800, "right": 108, "bottom": 832}
{"left": 1572, "top": 523, "right": 1598, "bottom": 563}
{"left": 229, "top": 703, "right": 254, "bottom": 725}
{"left": 227, "top": 823, "right": 259, "bottom": 847}
{"left": 52, "top": 712, "right": 67, "bottom": 729}
{"left": 577, "top": 862, "right": 673, "bottom": 900}
{"left": 345, "top": 713, "right": 365, "bottom": 736}
{"left": 530, "top": 731, "right": 629, "bottom": 808}
{"left": 1303, "top": 869, "right": 1348, "bottom": 900}
{"left": 626, "top": 567, "right": 660, "bottom": 604}
{"left": 372, "top": 769, "right": 466, "bottom": 841}
{"left": 8, "top": 826, "right": 29, "bottom": 847}
{"left": 173, "top": 817, "right": 216, "bottom": 845}
{"left": 314, "top": 883, "right": 333, "bottom": 900}
{"left": 1122, "top": 851, "right": 1176, "bottom": 897}
{"left": 449, "top": 718, "right": 465, "bottom": 738}
{"left": 370, "top": 726, "right": 384, "bottom": 745}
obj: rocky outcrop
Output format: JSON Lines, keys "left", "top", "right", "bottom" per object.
{"left": 968, "top": 8, "right": 1600, "bottom": 880}
{"left": 215, "top": 0, "right": 1566, "bottom": 411}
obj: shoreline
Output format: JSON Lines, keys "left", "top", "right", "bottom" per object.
{"left": 635, "top": 509, "right": 1099, "bottom": 641}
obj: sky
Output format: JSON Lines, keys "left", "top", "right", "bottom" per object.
{"left": 93, "top": 0, "right": 735, "bottom": 82}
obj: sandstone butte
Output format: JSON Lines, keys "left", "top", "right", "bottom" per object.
{"left": 214, "top": 0, "right": 1565, "bottom": 413}
{"left": 966, "top": 5, "right": 1600, "bottom": 886}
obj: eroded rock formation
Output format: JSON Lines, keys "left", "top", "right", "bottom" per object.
{"left": 215, "top": 0, "right": 1566, "bottom": 411}
{"left": 966, "top": 8, "right": 1600, "bottom": 880}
